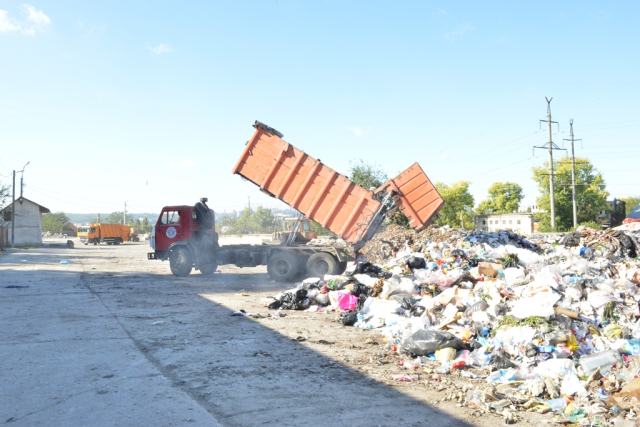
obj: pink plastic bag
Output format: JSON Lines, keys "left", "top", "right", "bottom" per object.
{"left": 337, "top": 293, "right": 357, "bottom": 310}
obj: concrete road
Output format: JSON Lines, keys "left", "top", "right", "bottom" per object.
{"left": 0, "top": 241, "right": 530, "bottom": 426}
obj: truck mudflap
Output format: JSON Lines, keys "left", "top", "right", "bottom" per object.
{"left": 148, "top": 252, "right": 157, "bottom": 260}
{"left": 377, "top": 163, "right": 445, "bottom": 232}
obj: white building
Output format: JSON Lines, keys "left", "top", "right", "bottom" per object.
{"left": 475, "top": 213, "right": 534, "bottom": 235}
{"left": 0, "top": 197, "right": 51, "bottom": 246}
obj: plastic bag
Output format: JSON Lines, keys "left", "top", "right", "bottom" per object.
{"left": 503, "top": 268, "right": 525, "bottom": 286}
{"left": 338, "top": 311, "right": 357, "bottom": 326}
{"left": 337, "top": 293, "right": 357, "bottom": 310}
{"left": 406, "top": 256, "right": 426, "bottom": 270}
{"left": 401, "top": 329, "right": 462, "bottom": 356}
{"left": 510, "top": 295, "right": 556, "bottom": 319}
{"left": 390, "top": 293, "right": 413, "bottom": 310}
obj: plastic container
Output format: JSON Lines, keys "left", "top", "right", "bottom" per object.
{"left": 579, "top": 350, "right": 623, "bottom": 377}
{"left": 546, "top": 398, "right": 567, "bottom": 412}
{"left": 620, "top": 339, "right": 640, "bottom": 355}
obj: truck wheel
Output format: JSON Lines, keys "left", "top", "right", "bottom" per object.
{"left": 306, "top": 252, "right": 340, "bottom": 278}
{"left": 114, "top": 238, "right": 121, "bottom": 245}
{"left": 338, "top": 261, "right": 348, "bottom": 274}
{"left": 267, "top": 252, "right": 299, "bottom": 282}
{"left": 199, "top": 263, "right": 218, "bottom": 276}
{"left": 93, "top": 238, "right": 99, "bottom": 245}
{"left": 170, "top": 247, "right": 193, "bottom": 277}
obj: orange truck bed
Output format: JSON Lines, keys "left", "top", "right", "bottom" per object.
{"left": 232, "top": 122, "right": 444, "bottom": 245}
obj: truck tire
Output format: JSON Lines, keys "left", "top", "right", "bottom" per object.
{"left": 306, "top": 252, "right": 340, "bottom": 278}
{"left": 195, "top": 202, "right": 214, "bottom": 230}
{"left": 199, "top": 263, "right": 218, "bottom": 276}
{"left": 338, "top": 261, "right": 348, "bottom": 274}
{"left": 114, "top": 238, "right": 121, "bottom": 245}
{"left": 267, "top": 252, "right": 299, "bottom": 282}
{"left": 170, "top": 247, "right": 193, "bottom": 277}
{"left": 93, "top": 238, "right": 99, "bottom": 245}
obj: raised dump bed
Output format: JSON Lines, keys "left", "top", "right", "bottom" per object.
{"left": 232, "top": 122, "right": 444, "bottom": 245}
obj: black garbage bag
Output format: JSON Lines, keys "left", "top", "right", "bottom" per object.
{"left": 406, "top": 256, "right": 426, "bottom": 270}
{"left": 467, "top": 258, "right": 479, "bottom": 267}
{"left": 338, "top": 311, "right": 358, "bottom": 326}
{"left": 356, "top": 295, "right": 368, "bottom": 312}
{"left": 494, "top": 302, "right": 508, "bottom": 316}
{"left": 410, "top": 305, "right": 426, "bottom": 317}
{"left": 465, "top": 300, "right": 489, "bottom": 317}
{"left": 490, "top": 355, "right": 516, "bottom": 369}
{"left": 450, "top": 249, "right": 466, "bottom": 259}
{"left": 525, "top": 343, "right": 539, "bottom": 358}
{"left": 352, "top": 282, "right": 373, "bottom": 298}
{"left": 560, "top": 232, "right": 585, "bottom": 247}
{"left": 390, "top": 293, "right": 413, "bottom": 310}
{"left": 468, "top": 339, "right": 483, "bottom": 350}
{"left": 273, "top": 289, "right": 308, "bottom": 310}
{"left": 349, "top": 262, "right": 392, "bottom": 279}
{"left": 401, "top": 329, "right": 462, "bottom": 356}
{"left": 582, "top": 247, "right": 596, "bottom": 261}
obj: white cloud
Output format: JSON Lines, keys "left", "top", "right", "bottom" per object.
{"left": 149, "top": 43, "right": 172, "bottom": 55}
{"left": 0, "top": 4, "right": 51, "bottom": 35}
{"left": 445, "top": 24, "right": 473, "bottom": 41}
{"left": 347, "top": 126, "right": 370, "bottom": 138}
{"left": 169, "top": 160, "right": 197, "bottom": 168}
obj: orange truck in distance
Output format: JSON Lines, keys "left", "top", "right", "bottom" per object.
{"left": 82, "top": 224, "right": 133, "bottom": 245}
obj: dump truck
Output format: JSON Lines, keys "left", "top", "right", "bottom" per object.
{"left": 82, "top": 224, "right": 133, "bottom": 245}
{"left": 148, "top": 121, "right": 444, "bottom": 280}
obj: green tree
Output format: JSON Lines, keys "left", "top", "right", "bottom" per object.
{"left": 310, "top": 220, "right": 335, "bottom": 236}
{"left": 128, "top": 218, "right": 135, "bottom": 227}
{"left": 532, "top": 157, "right": 608, "bottom": 231}
{"left": 0, "top": 181, "right": 9, "bottom": 210}
{"left": 435, "top": 181, "right": 474, "bottom": 228}
{"left": 348, "top": 159, "right": 387, "bottom": 190}
{"left": 251, "top": 206, "right": 275, "bottom": 232}
{"left": 348, "top": 159, "right": 410, "bottom": 228}
{"left": 141, "top": 217, "right": 150, "bottom": 233}
{"left": 104, "top": 211, "right": 127, "bottom": 224}
{"left": 620, "top": 196, "right": 640, "bottom": 216}
{"left": 476, "top": 182, "right": 524, "bottom": 215}
{"left": 134, "top": 218, "right": 141, "bottom": 229}
{"left": 42, "top": 212, "right": 70, "bottom": 233}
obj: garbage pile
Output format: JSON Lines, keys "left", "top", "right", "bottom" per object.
{"left": 266, "top": 225, "right": 640, "bottom": 425}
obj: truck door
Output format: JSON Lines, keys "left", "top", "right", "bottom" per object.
{"left": 155, "top": 210, "right": 184, "bottom": 252}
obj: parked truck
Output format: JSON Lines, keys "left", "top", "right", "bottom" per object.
{"left": 148, "top": 121, "right": 445, "bottom": 280}
{"left": 82, "top": 224, "right": 134, "bottom": 245}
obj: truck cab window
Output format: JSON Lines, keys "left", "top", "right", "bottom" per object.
{"left": 168, "top": 211, "right": 180, "bottom": 224}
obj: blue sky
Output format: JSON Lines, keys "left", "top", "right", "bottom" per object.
{"left": 1, "top": 1, "right": 638, "bottom": 217}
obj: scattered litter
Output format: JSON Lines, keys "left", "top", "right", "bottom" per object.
{"left": 263, "top": 224, "right": 640, "bottom": 424}
{"left": 60, "top": 260, "right": 70, "bottom": 264}
{"left": 4, "top": 285, "right": 29, "bottom": 289}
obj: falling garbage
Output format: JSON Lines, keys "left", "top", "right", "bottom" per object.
{"left": 265, "top": 223, "right": 640, "bottom": 424}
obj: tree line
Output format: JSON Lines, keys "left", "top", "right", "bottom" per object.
{"left": 24, "top": 155, "right": 640, "bottom": 235}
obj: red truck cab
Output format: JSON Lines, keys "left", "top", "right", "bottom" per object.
{"left": 149, "top": 199, "right": 219, "bottom": 276}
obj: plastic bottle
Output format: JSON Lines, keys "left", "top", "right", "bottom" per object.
{"left": 579, "top": 350, "right": 623, "bottom": 376}
{"left": 620, "top": 339, "right": 640, "bottom": 356}
{"left": 546, "top": 398, "right": 567, "bottom": 412}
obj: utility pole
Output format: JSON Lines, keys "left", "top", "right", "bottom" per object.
{"left": 19, "top": 162, "right": 29, "bottom": 199}
{"left": 534, "top": 97, "right": 564, "bottom": 230}
{"left": 11, "top": 170, "right": 15, "bottom": 247}
{"left": 124, "top": 202, "right": 127, "bottom": 225}
{"left": 563, "top": 120, "right": 582, "bottom": 228}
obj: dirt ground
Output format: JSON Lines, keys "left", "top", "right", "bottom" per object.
{"left": 0, "top": 240, "right": 548, "bottom": 426}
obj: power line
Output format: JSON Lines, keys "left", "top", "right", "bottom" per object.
{"left": 533, "top": 97, "right": 566, "bottom": 230}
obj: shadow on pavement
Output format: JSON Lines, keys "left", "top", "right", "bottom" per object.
{"left": 0, "top": 247, "right": 481, "bottom": 427}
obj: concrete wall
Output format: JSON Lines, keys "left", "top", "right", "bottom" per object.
{"left": 218, "top": 234, "right": 273, "bottom": 246}
{"left": 9, "top": 200, "right": 43, "bottom": 246}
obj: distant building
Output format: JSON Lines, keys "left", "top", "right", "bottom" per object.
{"left": 0, "top": 197, "right": 51, "bottom": 246}
{"left": 529, "top": 204, "right": 546, "bottom": 214}
{"left": 475, "top": 213, "right": 535, "bottom": 235}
